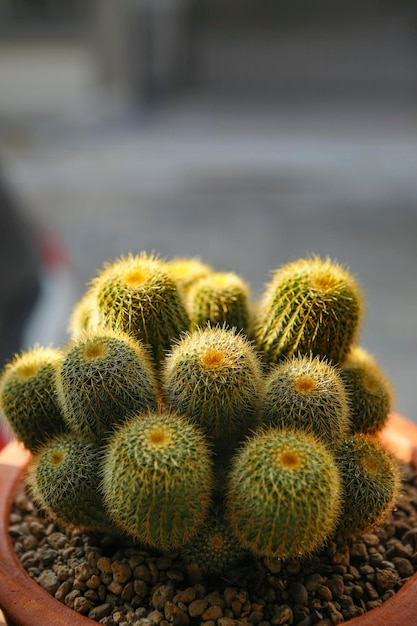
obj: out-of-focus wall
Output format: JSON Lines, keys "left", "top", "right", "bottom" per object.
{"left": 1, "top": 0, "right": 416, "bottom": 106}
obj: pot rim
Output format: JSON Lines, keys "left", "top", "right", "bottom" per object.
{"left": 1, "top": 412, "right": 417, "bottom": 626}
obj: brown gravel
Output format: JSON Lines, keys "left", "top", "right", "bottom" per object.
{"left": 9, "top": 459, "right": 417, "bottom": 626}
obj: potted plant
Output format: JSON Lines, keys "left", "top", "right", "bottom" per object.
{"left": 1, "top": 252, "right": 417, "bottom": 626}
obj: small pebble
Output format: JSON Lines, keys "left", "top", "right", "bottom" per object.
{"left": 111, "top": 561, "right": 132, "bottom": 584}
{"left": 88, "top": 603, "right": 113, "bottom": 621}
{"left": 392, "top": 556, "right": 415, "bottom": 578}
{"left": 37, "top": 569, "right": 60, "bottom": 594}
{"left": 151, "top": 583, "right": 174, "bottom": 611}
{"left": 271, "top": 604, "right": 293, "bottom": 625}
{"left": 188, "top": 598, "right": 208, "bottom": 617}
{"left": 375, "top": 567, "right": 400, "bottom": 590}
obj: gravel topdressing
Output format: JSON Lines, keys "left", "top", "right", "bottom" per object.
{"left": 9, "top": 458, "right": 417, "bottom": 626}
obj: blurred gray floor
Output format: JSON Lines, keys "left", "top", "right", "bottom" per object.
{"left": 0, "top": 41, "right": 416, "bottom": 421}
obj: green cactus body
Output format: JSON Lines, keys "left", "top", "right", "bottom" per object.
{"left": 161, "top": 326, "right": 263, "bottom": 440}
{"left": 187, "top": 271, "right": 252, "bottom": 334}
{"left": 254, "top": 256, "right": 363, "bottom": 364}
{"left": 164, "top": 257, "right": 213, "bottom": 295}
{"left": 181, "top": 505, "right": 249, "bottom": 576}
{"left": 91, "top": 253, "right": 190, "bottom": 367}
{"left": 67, "top": 289, "right": 101, "bottom": 338}
{"left": 28, "top": 434, "right": 113, "bottom": 532}
{"left": 335, "top": 433, "right": 401, "bottom": 539}
{"left": 0, "top": 346, "right": 66, "bottom": 452}
{"left": 102, "top": 411, "right": 213, "bottom": 550}
{"left": 260, "top": 354, "right": 351, "bottom": 446}
{"left": 226, "top": 427, "right": 342, "bottom": 559}
{"left": 341, "top": 346, "right": 393, "bottom": 435}
{"left": 56, "top": 329, "right": 159, "bottom": 442}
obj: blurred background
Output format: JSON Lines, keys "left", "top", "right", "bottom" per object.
{"left": 0, "top": 0, "right": 416, "bottom": 424}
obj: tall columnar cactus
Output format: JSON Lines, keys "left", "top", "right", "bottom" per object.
{"left": 341, "top": 346, "right": 393, "bottom": 435}
{"left": 186, "top": 271, "right": 252, "bottom": 334}
{"left": 334, "top": 433, "right": 401, "bottom": 538}
{"left": 0, "top": 345, "right": 66, "bottom": 452}
{"left": 102, "top": 411, "right": 214, "bottom": 550}
{"left": 161, "top": 326, "right": 263, "bottom": 440}
{"left": 254, "top": 256, "right": 363, "bottom": 365}
{"left": 260, "top": 354, "right": 351, "bottom": 446}
{"left": 28, "top": 433, "right": 113, "bottom": 532}
{"left": 56, "top": 329, "right": 159, "bottom": 442}
{"left": 90, "top": 253, "right": 190, "bottom": 367}
{"left": 226, "top": 427, "right": 342, "bottom": 559}
{"left": 163, "top": 257, "right": 214, "bottom": 296}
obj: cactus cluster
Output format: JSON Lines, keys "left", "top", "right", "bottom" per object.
{"left": 0, "top": 252, "right": 401, "bottom": 574}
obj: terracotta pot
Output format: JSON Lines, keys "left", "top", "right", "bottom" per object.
{"left": 1, "top": 412, "right": 417, "bottom": 626}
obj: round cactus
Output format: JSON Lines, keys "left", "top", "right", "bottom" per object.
{"left": 28, "top": 433, "right": 113, "bottom": 532}
{"left": 0, "top": 345, "right": 66, "bottom": 452}
{"left": 254, "top": 255, "right": 363, "bottom": 365}
{"left": 186, "top": 271, "right": 252, "bottom": 334}
{"left": 67, "top": 289, "right": 101, "bottom": 338}
{"left": 163, "top": 257, "right": 214, "bottom": 295}
{"left": 161, "top": 326, "right": 263, "bottom": 440}
{"left": 341, "top": 346, "right": 393, "bottom": 435}
{"left": 334, "top": 433, "right": 401, "bottom": 539}
{"left": 181, "top": 505, "right": 249, "bottom": 576}
{"left": 91, "top": 253, "right": 190, "bottom": 367}
{"left": 260, "top": 354, "right": 351, "bottom": 446}
{"left": 102, "top": 411, "right": 214, "bottom": 550}
{"left": 56, "top": 329, "right": 159, "bottom": 442}
{"left": 226, "top": 427, "right": 342, "bottom": 559}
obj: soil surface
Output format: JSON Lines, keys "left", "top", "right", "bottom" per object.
{"left": 9, "top": 459, "right": 417, "bottom": 626}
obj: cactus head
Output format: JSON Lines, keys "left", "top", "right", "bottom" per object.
{"left": 226, "top": 427, "right": 342, "bottom": 559}
{"left": 260, "top": 354, "right": 351, "bottom": 446}
{"left": 56, "top": 329, "right": 159, "bottom": 442}
{"left": 102, "top": 411, "right": 214, "bottom": 550}
{"left": 187, "top": 271, "right": 252, "bottom": 334}
{"left": 334, "top": 433, "right": 401, "bottom": 539}
{"left": 161, "top": 325, "right": 263, "bottom": 440}
{"left": 181, "top": 504, "right": 249, "bottom": 576}
{"left": 28, "top": 433, "right": 114, "bottom": 533}
{"left": 164, "top": 257, "right": 213, "bottom": 295}
{"left": 341, "top": 346, "right": 393, "bottom": 435}
{"left": 0, "top": 346, "right": 66, "bottom": 453}
{"left": 67, "top": 290, "right": 101, "bottom": 338}
{"left": 254, "top": 255, "right": 363, "bottom": 364}
{"left": 91, "top": 253, "right": 190, "bottom": 367}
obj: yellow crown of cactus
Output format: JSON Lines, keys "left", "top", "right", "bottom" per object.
{"left": 102, "top": 411, "right": 214, "bottom": 550}
{"left": 181, "top": 504, "right": 248, "bottom": 576}
{"left": 67, "top": 290, "right": 101, "bottom": 338}
{"left": 0, "top": 345, "right": 66, "bottom": 452}
{"left": 56, "top": 328, "right": 159, "bottom": 442}
{"left": 161, "top": 325, "right": 263, "bottom": 439}
{"left": 254, "top": 255, "right": 363, "bottom": 364}
{"left": 90, "top": 253, "right": 190, "bottom": 367}
{"left": 187, "top": 271, "right": 252, "bottom": 334}
{"left": 29, "top": 433, "right": 114, "bottom": 533}
{"left": 163, "top": 256, "right": 214, "bottom": 295}
{"left": 226, "top": 427, "right": 342, "bottom": 559}
{"left": 334, "top": 433, "right": 401, "bottom": 539}
{"left": 260, "top": 354, "right": 351, "bottom": 446}
{"left": 341, "top": 346, "right": 394, "bottom": 435}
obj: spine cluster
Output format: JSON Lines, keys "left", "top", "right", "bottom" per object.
{"left": 0, "top": 252, "right": 401, "bottom": 576}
